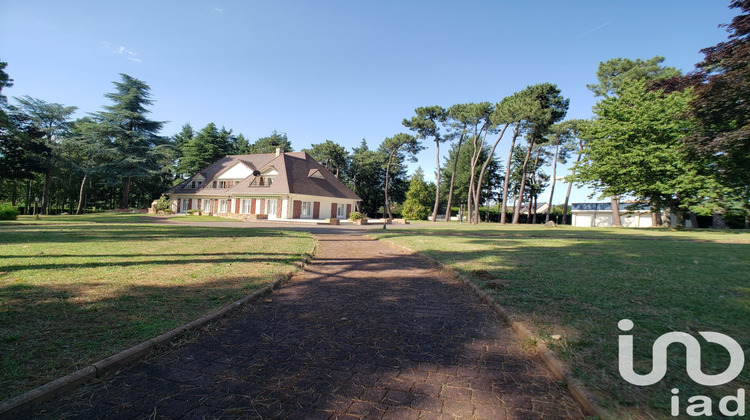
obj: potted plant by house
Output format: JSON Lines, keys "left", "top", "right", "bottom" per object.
{"left": 349, "top": 211, "right": 367, "bottom": 225}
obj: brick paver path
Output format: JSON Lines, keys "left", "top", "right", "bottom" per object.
{"left": 34, "top": 233, "right": 584, "bottom": 419}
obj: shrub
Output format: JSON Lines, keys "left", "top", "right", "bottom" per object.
{"left": 348, "top": 211, "right": 363, "bottom": 221}
{"left": 154, "top": 194, "right": 172, "bottom": 211}
{"left": 187, "top": 209, "right": 200, "bottom": 215}
{"left": 0, "top": 203, "right": 19, "bottom": 220}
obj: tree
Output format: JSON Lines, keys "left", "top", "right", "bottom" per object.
{"left": 587, "top": 56, "right": 681, "bottom": 224}
{"left": 61, "top": 118, "right": 119, "bottom": 214}
{"left": 511, "top": 84, "right": 569, "bottom": 224}
{"left": 684, "top": 0, "right": 750, "bottom": 226}
{"left": 348, "top": 140, "right": 383, "bottom": 215}
{"left": 442, "top": 103, "right": 492, "bottom": 222}
{"left": 490, "top": 88, "right": 544, "bottom": 224}
{"left": 379, "top": 133, "right": 422, "bottom": 220}
{"left": 0, "top": 105, "right": 50, "bottom": 193}
{"left": 90, "top": 74, "right": 165, "bottom": 209}
{"left": 543, "top": 120, "right": 579, "bottom": 223}
{"left": 177, "top": 122, "right": 233, "bottom": 175}
{"left": 441, "top": 142, "right": 502, "bottom": 210}
{"left": 557, "top": 120, "right": 588, "bottom": 224}
{"left": 575, "top": 80, "right": 709, "bottom": 227}
{"left": 401, "top": 168, "right": 432, "bottom": 220}
{"left": 248, "top": 130, "right": 293, "bottom": 153}
{"left": 586, "top": 56, "right": 681, "bottom": 98}
{"left": 403, "top": 106, "right": 447, "bottom": 222}
{"left": 0, "top": 60, "right": 12, "bottom": 103}
{"left": 304, "top": 140, "right": 349, "bottom": 178}
{"left": 13, "top": 96, "right": 77, "bottom": 214}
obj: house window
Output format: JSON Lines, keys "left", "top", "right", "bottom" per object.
{"left": 337, "top": 204, "right": 345, "bottom": 218}
{"left": 212, "top": 181, "right": 217, "bottom": 188}
{"left": 202, "top": 199, "right": 211, "bottom": 213}
{"left": 218, "top": 181, "right": 228, "bottom": 188}
{"left": 301, "top": 201, "right": 312, "bottom": 218}
{"left": 219, "top": 200, "right": 228, "bottom": 213}
{"left": 181, "top": 199, "right": 188, "bottom": 213}
{"left": 267, "top": 199, "right": 277, "bottom": 216}
{"left": 241, "top": 199, "right": 252, "bottom": 214}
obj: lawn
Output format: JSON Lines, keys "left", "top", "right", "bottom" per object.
{"left": 374, "top": 223, "right": 750, "bottom": 419}
{"left": 0, "top": 213, "right": 314, "bottom": 401}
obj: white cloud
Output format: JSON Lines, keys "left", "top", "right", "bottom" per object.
{"left": 213, "top": 7, "right": 223, "bottom": 12}
{"left": 102, "top": 43, "right": 142, "bottom": 63}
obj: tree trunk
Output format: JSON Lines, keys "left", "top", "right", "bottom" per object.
{"left": 120, "top": 177, "right": 131, "bottom": 209}
{"left": 712, "top": 212, "right": 727, "bottom": 229}
{"left": 41, "top": 172, "right": 51, "bottom": 215}
{"left": 562, "top": 145, "right": 584, "bottom": 225}
{"left": 689, "top": 212, "right": 699, "bottom": 228}
{"left": 431, "top": 140, "right": 440, "bottom": 222}
{"left": 673, "top": 208, "right": 685, "bottom": 228}
{"left": 384, "top": 150, "right": 396, "bottom": 220}
{"left": 444, "top": 132, "right": 465, "bottom": 222}
{"left": 500, "top": 124, "right": 521, "bottom": 224}
{"left": 473, "top": 123, "right": 511, "bottom": 225}
{"left": 76, "top": 173, "right": 88, "bottom": 215}
{"left": 467, "top": 124, "right": 490, "bottom": 224}
{"left": 611, "top": 195, "right": 622, "bottom": 227}
{"left": 662, "top": 208, "right": 671, "bottom": 227}
{"left": 512, "top": 139, "right": 535, "bottom": 224}
{"left": 545, "top": 144, "right": 560, "bottom": 223}
{"left": 25, "top": 179, "right": 31, "bottom": 215}
{"left": 529, "top": 148, "right": 542, "bottom": 224}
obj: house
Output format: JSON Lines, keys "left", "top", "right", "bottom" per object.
{"left": 167, "top": 149, "right": 360, "bottom": 220}
{"left": 518, "top": 202, "right": 550, "bottom": 215}
{"left": 571, "top": 202, "right": 655, "bottom": 227}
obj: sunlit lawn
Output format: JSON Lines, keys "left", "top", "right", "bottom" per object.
{"left": 374, "top": 223, "right": 750, "bottom": 419}
{"left": 0, "top": 213, "right": 314, "bottom": 400}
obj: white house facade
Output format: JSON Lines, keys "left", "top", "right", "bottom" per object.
{"left": 571, "top": 202, "right": 655, "bottom": 228}
{"left": 167, "top": 150, "right": 360, "bottom": 221}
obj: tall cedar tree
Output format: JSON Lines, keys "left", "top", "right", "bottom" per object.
{"left": 93, "top": 74, "right": 164, "bottom": 209}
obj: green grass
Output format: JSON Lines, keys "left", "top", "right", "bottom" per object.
{"left": 0, "top": 213, "right": 314, "bottom": 400}
{"left": 374, "top": 223, "right": 750, "bottom": 419}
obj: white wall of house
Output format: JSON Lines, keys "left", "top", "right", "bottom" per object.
{"left": 572, "top": 211, "right": 654, "bottom": 227}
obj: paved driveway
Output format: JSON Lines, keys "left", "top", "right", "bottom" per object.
{"left": 34, "top": 230, "right": 584, "bottom": 419}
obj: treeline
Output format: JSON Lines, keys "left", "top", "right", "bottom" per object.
{"left": 1, "top": 2, "right": 746, "bottom": 227}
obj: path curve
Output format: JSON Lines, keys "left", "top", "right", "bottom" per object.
{"left": 33, "top": 232, "right": 584, "bottom": 419}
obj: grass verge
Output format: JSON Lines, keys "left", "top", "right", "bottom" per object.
{"left": 373, "top": 223, "right": 750, "bottom": 419}
{"left": 0, "top": 213, "right": 314, "bottom": 400}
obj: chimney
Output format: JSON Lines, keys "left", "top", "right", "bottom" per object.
{"left": 275, "top": 147, "right": 284, "bottom": 156}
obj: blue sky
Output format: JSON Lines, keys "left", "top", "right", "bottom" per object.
{"left": 0, "top": 1, "right": 738, "bottom": 203}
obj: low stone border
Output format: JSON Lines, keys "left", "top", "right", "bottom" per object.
{"left": 377, "top": 237, "right": 612, "bottom": 420}
{"left": 0, "top": 241, "right": 318, "bottom": 420}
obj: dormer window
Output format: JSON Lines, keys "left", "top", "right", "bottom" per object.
{"left": 251, "top": 176, "right": 275, "bottom": 187}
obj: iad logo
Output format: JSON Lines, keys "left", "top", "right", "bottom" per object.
{"left": 617, "top": 319, "right": 746, "bottom": 417}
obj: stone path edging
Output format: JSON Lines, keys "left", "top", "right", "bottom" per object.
{"left": 376, "top": 236, "right": 613, "bottom": 420}
{"left": 0, "top": 241, "right": 318, "bottom": 420}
